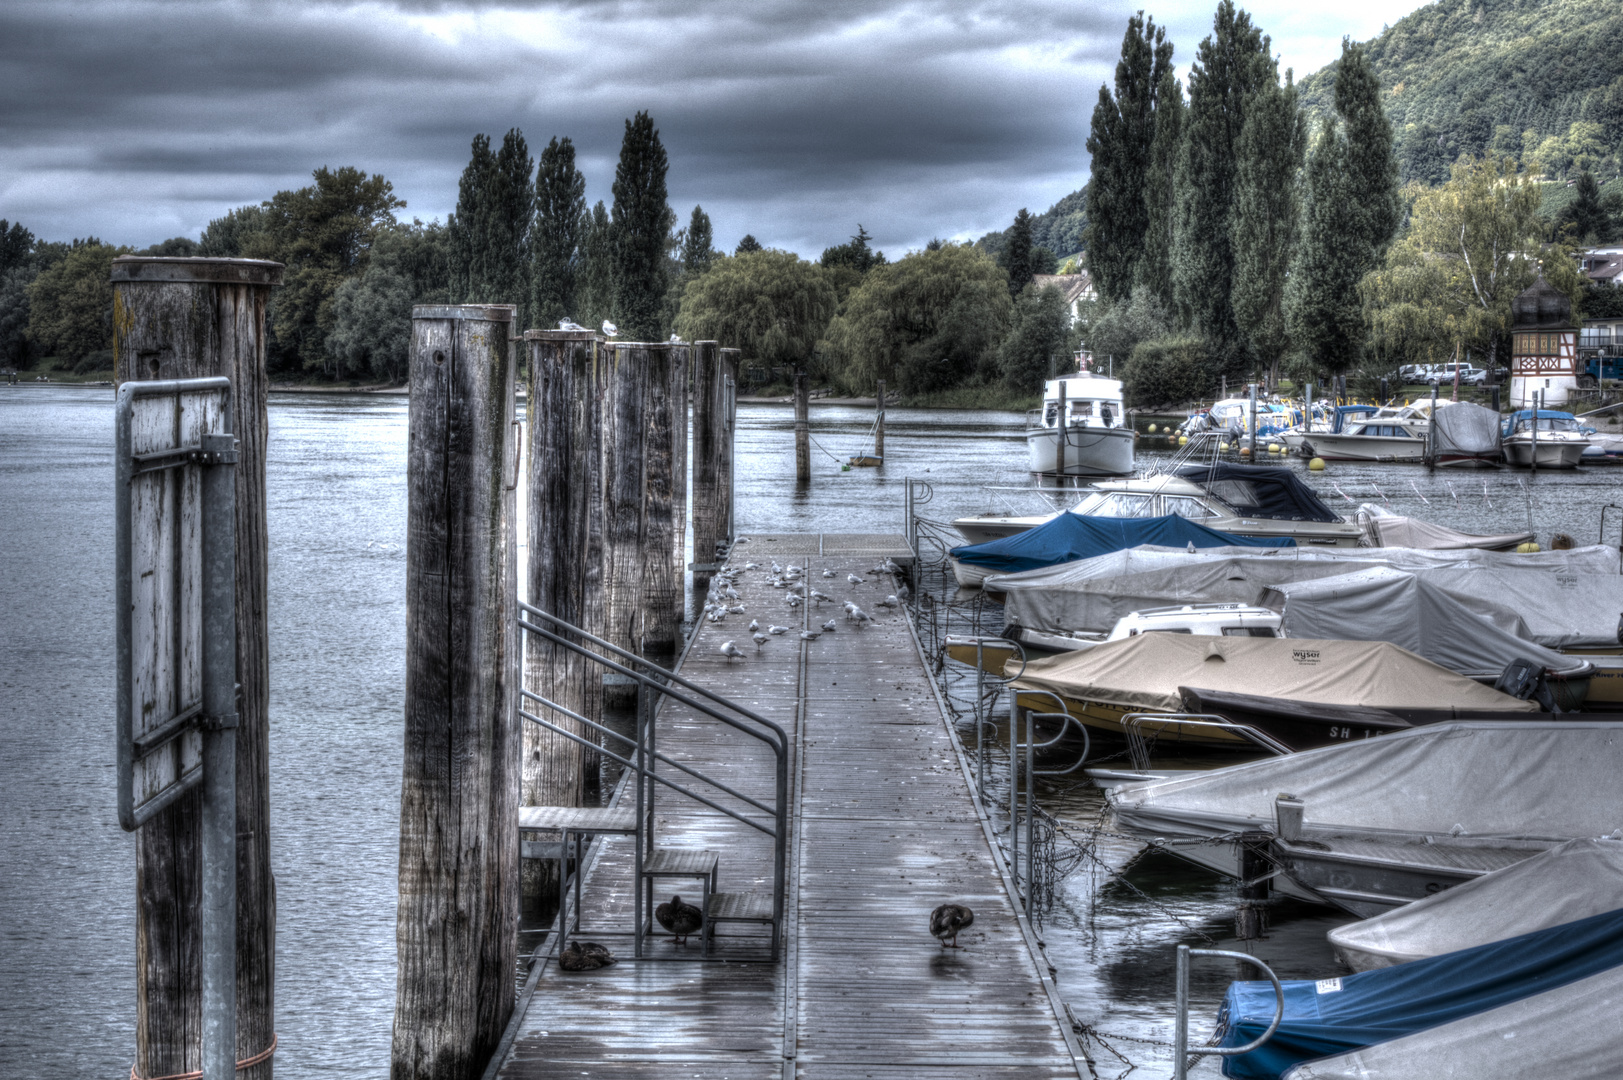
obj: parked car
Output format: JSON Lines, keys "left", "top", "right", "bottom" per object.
{"left": 1429, "top": 363, "right": 1485, "bottom": 385}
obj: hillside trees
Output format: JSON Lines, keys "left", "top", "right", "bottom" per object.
{"left": 1001, "top": 209, "right": 1035, "bottom": 297}
{"left": 0, "top": 220, "right": 40, "bottom": 366}
{"left": 531, "top": 136, "right": 586, "bottom": 328}
{"left": 25, "top": 238, "right": 132, "bottom": 368}
{"left": 1086, "top": 13, "right": 1175, "bottom": 302}
{"left": 820, "top": 225, "right": 885, "bottom": 301}
{"left": 326, "top": 221, "right": 451, "bottom": 381}
{"left": 998, "top": 285, "right": 1070, "bottom": 389}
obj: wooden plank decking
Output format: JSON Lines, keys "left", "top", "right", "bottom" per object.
{"left": 494, "top": 545, "right": 1079, "bottom": 1080}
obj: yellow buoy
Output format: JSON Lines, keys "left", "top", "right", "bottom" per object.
{"left": 1308, "top": 457, "right": 1326, "bottom": 471}
{"left": 1268, "top": 443, "right": 1281, "bottom": 454}
{"left": 1178, "top": 435, "right": 1188, "bottom": 446}
{"left": 1148, "top": 423, "right": 1158, "bottom": 433}
{"left": 1219, "top": 441, "right": 1230, "bottom": 452}
{"left": 1516, "top": 541, "right": 1541, "bottom": 553}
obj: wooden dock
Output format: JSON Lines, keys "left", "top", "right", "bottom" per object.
{"left": 492, "top": 540, "right": 1081, "bottom": 1080}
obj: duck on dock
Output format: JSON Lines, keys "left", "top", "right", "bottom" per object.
{"left": 655, "top": 895, "right": 704, "bottom": 946}
{"left": 930, "top": 903, "right": 974, "bottom": 948}
{"left": 558, "top": 941, "right": 617, "bottom": 971}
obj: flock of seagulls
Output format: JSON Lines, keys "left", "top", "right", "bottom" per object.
{"left": 711, "top": 555, "right": 906, "bottom": 663}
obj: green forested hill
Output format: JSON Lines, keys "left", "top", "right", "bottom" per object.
{"left": 1296, "top": 0, "right": 1623, "bottom": 183}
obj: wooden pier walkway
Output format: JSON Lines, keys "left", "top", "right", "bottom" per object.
{"left": 493, "top": 538, "right": 1081, "bottom": 1080}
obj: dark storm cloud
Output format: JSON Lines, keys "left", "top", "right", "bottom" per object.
{"left": 0, "top": 0, "right": 1413, "bottom": 253}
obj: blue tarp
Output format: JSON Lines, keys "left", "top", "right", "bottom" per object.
{"left": 949, "top": 513, "right": 1294, "bottom": 575}
{"left": 1217, "top": 905, "right": 1623, "bottom": 1079}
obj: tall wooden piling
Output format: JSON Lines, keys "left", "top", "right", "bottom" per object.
{"left": 520, "top": 330, "right": 603, "bottom": 853}
{"left": 876, "top": 379, "right": 886, "bottom": 461}
{"left": 601, "top": 343, "right": 648, "bottom": 704}
{"left": 669, "top": 344, "right": 690, "bottom": 632}
{"left": 111, "top": 255, "right": 282, "bottom": 1080}
{"left": 794, "top": 368, "right": 810, "bottom": 481}
{"left": 394, "top": 304, "right": 520, "bottom": 1079}
{"left": 690, "top": 341, "right": 723, "bottom": 587}
{"left": 639, "top": 343, "right": 679, "bottom": 656}
{"left": 719, "top": 348, "right": 740, "bottom": 543}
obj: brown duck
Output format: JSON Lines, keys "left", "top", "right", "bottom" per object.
{"left": 557, "top": 940, "right": 616, "bottom": 971}
{"left": 655, "top": 894, "right": 704, "bottom": 946}
{"left": 930, "top": 903, "right": 974, "bottom": 948}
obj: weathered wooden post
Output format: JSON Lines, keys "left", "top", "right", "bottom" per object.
{"left": 719, "top": 348, "right": 740, "bottom": 543}
{"left": 669, "top": 344, "right": 690, "bottom": 634}
{"left": 875, "top": 378, "right": 886, "bottom": 462}
{"left": 690, "top": 341, "right": 723, "bottom": 588}
{"left": 394, "top": 303, "right": 520, "bottom": 1079}
{"left": 794, "top": 368, "right": 811, "bottom": 482}
{"left": 520, "top": 330, "right": 604, "bottom": 899}
{"left": 111, "top": 255, "right": 282, "bottom": 1080}
{"left": 640, "top": 343, "right": 680, "bottom": 657}
{"left": 602, "top": 342, "right": 647, "bottom": 706}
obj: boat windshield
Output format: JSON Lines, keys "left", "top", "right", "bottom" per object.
{"left": 1518, "top": 417, "right": 1580, "bottom": 433}
{"left": 1070, "top": 491, "right": 1159, "bottom": 518}
{"left": 1350, "top": 424, "right": 1414, "bottom": 437}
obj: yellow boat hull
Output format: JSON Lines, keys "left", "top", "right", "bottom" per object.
{"left": 1011, "top": 692, "right": 1251, "bottom": 747}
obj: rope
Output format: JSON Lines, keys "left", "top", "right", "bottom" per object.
{"left": 805, "top": 434, "right": 845, "bottom": 464}
{"left": 130, "top": 1034, "right": 278, "bottom": 1080}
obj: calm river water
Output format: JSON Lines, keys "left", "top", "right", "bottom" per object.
{"left": 1, "top": 385, "right": 1618, "bottom": 1078}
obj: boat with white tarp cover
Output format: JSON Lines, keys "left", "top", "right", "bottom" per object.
{"left": 1103, "top": 721, "right": 1623, "bottom": 912}
{"left": 1328, "top": 837, "right": 1623, "bottom": 972}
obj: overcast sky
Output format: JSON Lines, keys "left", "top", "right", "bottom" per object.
{"left": 1, "top": 0, "right": 1427, "bottom": 258}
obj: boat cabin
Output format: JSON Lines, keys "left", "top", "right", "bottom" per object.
{"left": 1032, "top": 374, "right": 1124, "bottom": 430}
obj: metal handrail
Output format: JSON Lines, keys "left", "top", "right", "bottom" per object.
{"left": 1173, "top": 945, "right": 1284, "bottom": 1079}
{"left": 957, "top": 635, "right": 1027, "bottom": 802}
{"left": 1121, "top": 713, "right": 1292, "bottom": 769}
{"left": 1005, "top": 689, "right": 1092, "bottom": 911}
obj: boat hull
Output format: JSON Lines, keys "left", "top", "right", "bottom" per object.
{"left": 1299, "top": 433, "right": 1427, "bottom": 462}
{"left": 1503, "top": 436, "right": 1586, "bottom": 468}
{"left": 1272, "top": 834, "right": 1553, "bottom": 918}
{"left": 1025, "top": 425, "right": 1135, "bottom": 477}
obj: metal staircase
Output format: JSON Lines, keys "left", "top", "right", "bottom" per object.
{"left": 515, "top": 601, "right": 788, "bottom": 962}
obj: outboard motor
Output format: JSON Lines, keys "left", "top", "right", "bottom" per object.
{"left": 1495, "top": 657, "right": 1560, "bottom": 713}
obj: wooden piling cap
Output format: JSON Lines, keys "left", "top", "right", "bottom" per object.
{"left": 110, "top": 255, "right": 284, "bottom": 285}
{"left": 522, "top": 328, "right": 604, "bottom": 341}
{"left": 411, "top": 304, "right": 516, "bottom": 321}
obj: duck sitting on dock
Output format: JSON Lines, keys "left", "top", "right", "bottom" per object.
{"left": 656, "top": 895, "right": 704, "bottom": 946}
{"left": 558, "top": 941, "right": 617, "bottom": 971}
{"left": 930, "top": 903, "right": 974, "bottom": 948}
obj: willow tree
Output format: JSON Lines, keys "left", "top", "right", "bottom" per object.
{"left": 673, "top": 249, "right": 836, "bottom": 370}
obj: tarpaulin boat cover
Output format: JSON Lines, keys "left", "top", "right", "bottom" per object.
{"left": 1424, "top": 567, "right": 1623, "bottom": 649}
{"left": 1173, "top": 462, "right": 1344, "bottom": 522}
{"left": 1217, "top": 906, "right": 1623, "bottom": 1078}
{"left": 1266, "top": 566, "right": 1590, "bottom": 678}
{"left": 948, "top": 513, "right": 1293, "bottom": 576}
{"left": 1011, "top": 635, "right": 1538, "bottom": 716}
{"left": 988, "top": 544, "right": 1621, "bottom": 636}
{"left": 1356, "top": 503, "right": 1531, "bottom": 550}
{"left": 1280, "top": 963, "right": 1623, "bottom": 1079}
{"left": 1106, "top": 721, "right": 1623, "bottom": 843}
{"left": 1328, "top": 838, "right": 1623, "bottom": 971}
{"left": 1428, "top": 400, "right": 1503, "bottom": 460}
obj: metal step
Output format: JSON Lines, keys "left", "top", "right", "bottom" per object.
{"left": 643, "top": 848, "right": 719, "bottom": 878}
{"left": 517, "top": 805, "right": 638, "bottom": 833}
{"left": 706, "top": 891, "right": 775, "bottom": 923}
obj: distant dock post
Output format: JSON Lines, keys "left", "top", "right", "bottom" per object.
{"left": 690, "top": 341, "right": 724, "bottom": 586}
{"left": 719, "top": 347, "right": 740, "bottom": 543}
{"left": 602, "top": 342, "right": 648, "bottom": 706}
{"left": 639, "top": 342, "right": 681, "bottom": 657}
{"left": 394, "top": 303, "right": 521, "bottom": 1079}
{"left": 794, "top": 367, "right": 811, "bottom": 481}
{"left": 669, "top": 342, "right": 690, "bottom": 634}
{"left": 110, "top": 255, "right": 282, "bottom": 1080}
{"left": 520, "top": 330, "right": 604, "bottom": 894}
{"left": 875, "top": 378, "right": 886, "bottom": 461}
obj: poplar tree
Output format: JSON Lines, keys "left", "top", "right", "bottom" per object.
{"left": 1002, "top": 208, "right": 1035, "bottom": 297}
{"left": 610, "top": 111, "right": 673, "bottom": 340}
{"left": 1171, "top": 1, "right": 1273, "bottom": 375}
{"left": 1086, "top": 13, "right": 1172, "bottom": 303}
{"left": 1337, "top": 41, "right": 1402, "bottom": 268}
{"left": 1231, "top": 68, "right": 1306, "bottom": 383}
{"left": 531, "top": 136, "right": 586, "bottom": 328}
{"left": 448, "top": 130, "right": 534, "bottom": 321}
{"left": 576, "top": 201, "right": 615, "bottom": 327}
{"left": 735, "top": 235, "right": 763, "bottom": 254}
{"left": 1137, "top": 57, "right": 1184, "bottom": 306}
{"left": 681, "top": 206, "right": 716, "bottom": 276}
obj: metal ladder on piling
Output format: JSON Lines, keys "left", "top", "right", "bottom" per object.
{"left": 515, "top": 602, "right": 789, "bottom": 962}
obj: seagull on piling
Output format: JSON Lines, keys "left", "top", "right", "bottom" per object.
{"left": 719, "top": 640, "right": 745, "bottom": 660}
{"left": 558, "top": 318, "right": 588, "bottom": 331}
{"left": 601, "top": 319, "right": 618, "bottom": 336}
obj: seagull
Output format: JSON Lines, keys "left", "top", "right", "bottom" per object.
{"left": 749, "top": 619, "right": 759, "bottom": 632}
{"left": 897, "top": 582, "right": 911, "bottom": 601}
{"left": 785, "top": 595, "right": 803, "bottom": 607}
{"left": 771, "top": 561, "right": 782, "bottom": 575}
{"left": 878, "top": 594, "right": 899, "bottom": 608}
{"left": 822, "top": 568, "right": 835, "bottom": 578}
{"left": 799, "top": 630, "right": 821, "bottom": 640}
{"left": 728, "top": 605, "right": 745, "bottom": 614}
{"left": 719, "top": 640, "right": 745, "bottom": 660}
{"left": 724, "top": 585, "right": 741, "bottom": 601}
{"left": 753, "top": 632, "right": 769, "bottom": 649}
{"left": 558, "top": 318, "right": 588, "bottom": 331}
{"left": 601, "top": 319, "right": 618, "bottom": 336}
{"left": 786, "top": 564, "right": 803, "bottom": 576}
{"left": 668, "top": 333, "right": 683, "bottom": 343}
{"left": 848, "top": 573, "right": 865, "bottom": 586}
{"left": 810, "top": 590, "right": 833, "bottom": 604}
{"left": 745, "top": 562, "right": 759, "bottom": 570}
{"left": 930, "top": 903, "right": 974, "bottom": 949}
{"left": 822, "top": 619, "right": 837, "bottom": 632}
{"left": 849, "top": 606, "right": 872, "bottom": 627}
{"left": 787, "top": 582, "right": 806, "bottom": 596}
{"left": 1186, "top": 540, "right": 1197, "bottom": 553}
{"left": 768, "top": 625, "right": 790, "bottom": 635}
{"left": 881, "top": 558, "right": 901, "bottom": 576}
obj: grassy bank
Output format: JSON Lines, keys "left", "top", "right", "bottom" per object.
{"left": 895, "top": 386, "right": 1041, "bottom": 411}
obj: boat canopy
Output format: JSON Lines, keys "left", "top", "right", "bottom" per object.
{"left": 1011, "top": 635, "right": 1538, "bottom": 717}
{"left": 1218, "top": 907, "right": 1623, "bottom": 1079}
{"left": 1172, "top": 462, "right": 1343, "bottom": 522}
{"left": 988, "top": 544, "right": 1620, "bottom": 637}
{"left": 1105, "top": 721, "right": 1623, "bottom": 843}
{"left": 1355, "top": 503, "right": 1531, "bottom": 550}
{"left": 1424, "top": 568, "right": 1623, "bottom": 649}
{"left": 948, "top": 513, "right": 1292, "bottom": 576}
{"left": 1328, "top": 838, "right": 1623, "bottom": 972}
{"left": 1265, "top": 566, "right": 1589, "bottom": 678}
{"left": 1330, "top": 404, "right": 1379, "bottom": 433}
{"left": 1281, "top": 964, "right": 1623, "bottom": 1079}
{"left": 1429, "top": 400, "right": 1503, "bottom": 459}
{"left": 1503, "top": 408, "right": 1583, "bottom": 436}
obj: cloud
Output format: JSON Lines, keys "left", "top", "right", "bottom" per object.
{"left": 0, "top": 0, "right": 1424, "bottom": 256}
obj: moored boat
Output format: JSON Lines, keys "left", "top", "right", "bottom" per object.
{"left": 1024, "top": 372, "right": 1134, "bottom": 477}
{"left": 1502, "top": 409, "right": 1589, "bottom": 468}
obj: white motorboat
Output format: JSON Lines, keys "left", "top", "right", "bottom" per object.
{"left": 1024, "top": 373, "right": 1134, "bottom": 477}
{"left": 1295, "top": 404, "right": 1431, "bottom": 462}
{"left": 1502, "top": 409, "right": 1588, "bottom": 468}
{"left": 950, "top": 462, "right": 1363, "bottom": 547}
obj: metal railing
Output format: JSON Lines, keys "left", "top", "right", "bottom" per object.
{"left": 1173, "top": 945, "right": 1284, "bottom": 1080}
{"left": 1122, "top": 713, "right": 1292, "bottom": 770}
{"left": 1006, "top": 687, "right": 1091, "bottom": 915}
{"left": 515, "top": 600, "right": 788, "bottom": 962}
